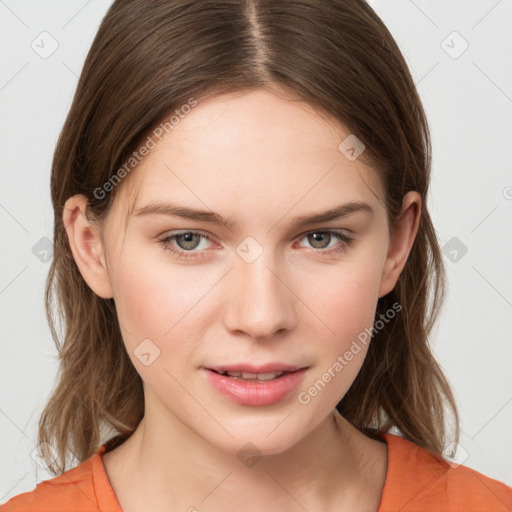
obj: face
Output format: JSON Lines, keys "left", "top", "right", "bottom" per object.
{"left": 67, "top": 87, "right": 418, "bottom": 456}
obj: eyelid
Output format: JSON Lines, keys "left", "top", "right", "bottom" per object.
{"left": 294, "top": 225, "right": 353, "bottom": 238}
{"left": 160, "top": 229, "right": 216, "bottom": 249}
{"left": 159, "top": 227, "right": 352, "bottom": 242}
{"left": 157, "top": 228, "right": 354, "bottom": 260}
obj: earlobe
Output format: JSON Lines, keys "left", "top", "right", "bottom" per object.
{"left": 378, "top": 191, "right": 421, "bottom": 298}
{"left": 62, "top": 194, "right": 114, "bottom": 299}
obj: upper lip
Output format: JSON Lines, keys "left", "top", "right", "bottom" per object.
{"left": 205, "top": 363, "right": 307, "bottom": 374}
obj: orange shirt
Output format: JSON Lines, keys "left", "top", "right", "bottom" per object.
{"left": 2, "top": 432, "right": 511, "bottom": 511}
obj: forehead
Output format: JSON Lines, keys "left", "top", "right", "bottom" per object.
{"left": 112, "top": 88, "right": 384, "bottom": 228}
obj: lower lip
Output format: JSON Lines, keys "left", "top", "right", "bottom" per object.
{"left": 203, "top": 368, "right": 308, "bottom": 406}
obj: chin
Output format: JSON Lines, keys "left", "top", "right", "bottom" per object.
{"left": 202, "top": 421, "right": 305, "bottom": 459}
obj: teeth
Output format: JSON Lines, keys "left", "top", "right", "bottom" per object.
{"left": 223, "top": 370, "right": 285, "bottom": 380}
{"left": 253, "top": 372, "right": 284, "bottom": 381}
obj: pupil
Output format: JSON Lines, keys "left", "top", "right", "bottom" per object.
{"left": 178, "top": 232, "right": 199, "bottom": 250}
{"left": 310, "top": 232, "right": 329, "bottom": 248}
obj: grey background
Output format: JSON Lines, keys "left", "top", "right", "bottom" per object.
{"left": 1, "top": 0, "right": 511, "bottom": 501}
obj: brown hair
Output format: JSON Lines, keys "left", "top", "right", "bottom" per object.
{"left": 39, "top": 0, "right": 460, "bottom": 475}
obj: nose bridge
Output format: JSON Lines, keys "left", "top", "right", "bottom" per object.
{"left": 225, "top": 241, "right": 295, "bottom": 339}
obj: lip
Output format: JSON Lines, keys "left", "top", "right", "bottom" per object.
{"left": 202, "top": 366, "right": 308, "bottom": 406}
{"left": 205, "top": 363, "right": 305, "bottom": 374}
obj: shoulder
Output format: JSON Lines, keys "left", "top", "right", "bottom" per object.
{"left": 0, "top": 446, "right": 119, "bottom": 512}
{"left": 379, "top": 432, "right": 512, "bottom": 512}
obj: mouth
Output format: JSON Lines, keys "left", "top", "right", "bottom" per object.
{"left": 207, "top": 368, "right": 297, "bottom": 382}
{"left": 204, "top": 362, "right": 308, "bottom": 382}
{"left": 203, "top": 366, "right": 309, "bottom": 406}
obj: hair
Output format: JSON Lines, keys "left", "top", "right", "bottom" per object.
{"left": 39, "top": 0, "right": 460, "bottom": 475}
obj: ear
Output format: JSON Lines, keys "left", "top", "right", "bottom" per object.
{"left": 378, "top": 191, "right": 421, "bottom": 298}
{"left": 62, "top": 194, "right": 114, "bottom": 299}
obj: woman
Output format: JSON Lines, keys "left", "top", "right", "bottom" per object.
{"left": 2, "top": 0, "right": 511, "bottom": 510}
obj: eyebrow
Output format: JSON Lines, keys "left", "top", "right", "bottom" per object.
{"left": 133, "top": 200, "right": 373, "bottom": 229}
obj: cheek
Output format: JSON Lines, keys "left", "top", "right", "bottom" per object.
{"left": 296, "top": 262, "right": 382, "bottom": 408}
{"left": 109, "top": 256, "right": 218, "bottom": 404}
{"left": 110, "top": 249, "right": 216, "bottom": 357}
{"left": 305, "top": 257, "right": 382, "bottom": 344}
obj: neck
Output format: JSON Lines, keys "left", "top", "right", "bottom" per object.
{"left": 103, "top": 400, "right": 384, "bottom": 511}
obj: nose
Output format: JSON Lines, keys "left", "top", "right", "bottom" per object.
{"left": 223, "top": 250, "right": 297, "bottom": 341}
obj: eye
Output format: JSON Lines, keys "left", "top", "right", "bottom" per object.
{"left": 158, "top": 231, "right": 213, "bottom": 260}
{"left": 296, "top": 230, "right": 353, "bottom": 254}
{"left": 158, "top": 229, "right": 354, "bottom": 261}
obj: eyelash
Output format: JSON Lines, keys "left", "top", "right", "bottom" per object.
{"left": 157, "top": 229, "right": 354, "bottom": 260}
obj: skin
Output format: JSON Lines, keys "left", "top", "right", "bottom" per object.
{"left": 63, "top": 87, "right": 421, "bottom": 512}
